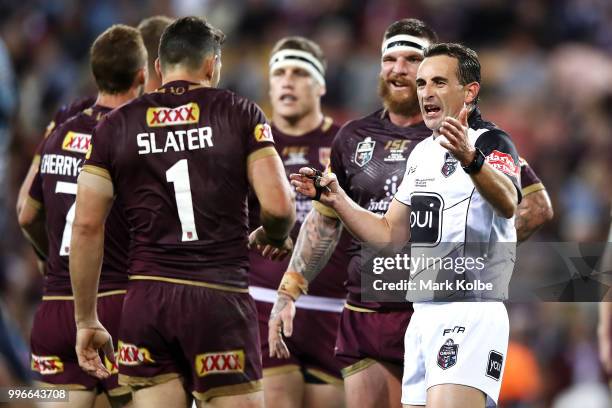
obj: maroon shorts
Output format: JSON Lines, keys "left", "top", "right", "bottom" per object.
{"left": 256, "top": 300, "right": 343, "bottom": 385}
{"left": 118, "top": 279, "right": 262, "bottom": 401}
{"left": 334, "top": 306, "right": 412, "bottom": 377}
{"left": 30, "top": 292, "right": 128, "bottom": 396}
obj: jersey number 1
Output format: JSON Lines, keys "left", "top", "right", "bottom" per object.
{"left": 166, "top": 159, "right": 199, "bottom": 241}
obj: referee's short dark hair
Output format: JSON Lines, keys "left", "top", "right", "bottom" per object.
{"left": 383, "top": 19, "right": 438, "bottom": 44}
{"left": 423, "top": 42, "right": 481, "bottom": 86}
{"left": 158, "top": 16, "right": 225, "bottom": 73}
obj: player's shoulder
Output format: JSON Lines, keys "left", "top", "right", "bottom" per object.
{"left": 321, "top": 116, "right": 341, "bottom": 138}
{"left": 338, "top": 109, "right": 382, "bottom": 134}
{"left": 468, "top": 109, "right": 512, "bottom": 144}
{"left": 53, "top": 95, "right": 96, "bottom": 124}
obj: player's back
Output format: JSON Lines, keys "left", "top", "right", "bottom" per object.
{"left": 32, "top": 105, "right": 128, "bottom": 296}
{"left": 85, "top": 81, "right": 274, "bottom": 290}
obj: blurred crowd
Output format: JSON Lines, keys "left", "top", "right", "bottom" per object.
{"left": 0, "top": 0, "right": 611, "bottom": 407}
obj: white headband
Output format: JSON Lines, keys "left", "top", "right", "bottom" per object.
{"left": 381, "top": 34, "right": 429, "bottom": 57}
{"left": 269, "top": 49, "right": 326, "bottom": 86}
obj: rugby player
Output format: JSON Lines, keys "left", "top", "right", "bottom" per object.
{"left": 70, "top": 16, "right": 295, "bottom": 408}
{"left": 268, "top": 19, "right": 437, "bottom": 408}
{"left": 18, "top": 24, "right": 147, "bottom": 407}
{"left": 16, "top": 97, "right": 94, "bottom": 218}
{"left": 137, "top": 15, "right": 173, "bottom": 93}
{"left": 265, "top": 19, "right": 552, "bottom": 408}
{"left": 248, "top": 36, "right": 348, "bottom": 408}
{"left": 291, "top": 42, "right": 520, "bottom": 408}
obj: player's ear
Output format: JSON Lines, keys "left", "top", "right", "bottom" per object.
{"left": 154, "top": 58, "right": 162, "bottom": 80}
{"left": 136, "top": 68, "right": 146, "bottom": 86}
{"left": 203, "top": 54, "right": 218, "bottom": 83}
{"left": 317, "top": 83, "right": 326, "bottom": 98}
{"left": 464, "top": 82, "right": 480, "bottom": 106}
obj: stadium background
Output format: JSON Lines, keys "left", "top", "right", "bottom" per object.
{"left": 0, "top": 0, "right": 610, "bottom": 407}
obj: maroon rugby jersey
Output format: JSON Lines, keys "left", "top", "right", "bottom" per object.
{"left": 519, "top": 157, "right": 544, "bottom": 195}
{"left": 34, "top": 96, "right": 96, "bottom": 158}
{"left": 29, "top": 105, "right": 129, "bottom": 296}
{"left": 330, "top": 109, "right": 431, "bottom": 311}
{"left": 84, "top": 81, "right": 275, "bottom": 290}
{"left": 248, "top": 117, "right": 351, "bottom": 299}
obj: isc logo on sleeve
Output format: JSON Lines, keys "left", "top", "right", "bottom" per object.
{"left": 195, "top": 350, "right": 245, "bottom": 377}
{"left": 62, "top": 131, "right": 92, "bottom": 154}
{"left": 146, "top": 102, "right": 200, "bottom": 127}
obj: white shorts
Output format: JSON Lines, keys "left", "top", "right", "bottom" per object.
{"left": 401, "top": 302, "right": 509, "bottom": 406}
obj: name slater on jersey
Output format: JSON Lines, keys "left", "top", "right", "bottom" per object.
{"left": 137, "top": 126, "right": 214, "bottom": 155}
{"left": 40, "top": 154, "right": 82, "bottom": 177}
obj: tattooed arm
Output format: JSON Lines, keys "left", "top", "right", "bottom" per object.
{"left": 287, "top": 208, "right": 343, "bottom": 281}
{"left": 268, "top": 207, "right": 343, "bottom": 358}
{"left": 515, "top": 188, "right": 553, "bottom": 243}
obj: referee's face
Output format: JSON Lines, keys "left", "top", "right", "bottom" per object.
{"left": 416, "top": 55, "right": 466, "bottom": 132}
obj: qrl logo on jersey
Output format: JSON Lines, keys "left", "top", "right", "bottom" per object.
{"left": 62, "top": 131, "right": 92, "bottom": 154}
{"left": 31, "top": 354, "right": 64, "bottom": 375}
{"left": 486, "top": 150, "right": 518, "bottom": 178}
{"left": 146, "top": 103, "right": 200, "bottom": 127}
{"left": 195, "top": 350, "right": 245, "bottom": 377}
{"left": 410, "top": 193, "right": 443, "bottom": 246}
{"left": 118, "top": 341, "right": 155, "bottom": 366}
{"left": 254, "top": 123, "right": 273, "bottom": 142}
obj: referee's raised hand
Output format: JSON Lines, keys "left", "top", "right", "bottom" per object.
{"left": 438, "top": 105, "right": 476, "bottom": 166}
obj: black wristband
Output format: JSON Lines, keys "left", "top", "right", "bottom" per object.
{"left": 462, "top": 148, "right": 486, "bottom": 174}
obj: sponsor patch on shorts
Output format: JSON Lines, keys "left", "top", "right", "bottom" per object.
{"left": 195, "top": 350, "right": 245, "bottom": 377}
{"left": 485, "top": 350, "right": 503, "bottom": 380}
{"left": 437, "top": 339, "right": 458, "bottom": 369}
{"left": 118, "top": 341, "right": 155, "bottom": 366}
{"left": 31, "top": 354, "right": 64, "bottom": 375}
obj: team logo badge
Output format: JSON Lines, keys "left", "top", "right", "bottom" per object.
{"left": 437, "top": 338, "right": 458, "bottom": 369}
{"left": 254, "top": 123, "right": 274, "bottom": 142}
{"left": 146, "top": 102, "right": 200, "bottom": 127}
{"left": 441, "top": 152, "right": 458, "bottom": 177}
{"left": 319, "top": 147, "right": 331, "bottom": 167}
{"left": 354, "top": 137, "right": 375, "bottom": 167}
{"left": 485, "top": 350, "right": 504, "bottom": 380}
{"left": 31, "top": 354, "right": 64, "bottom": 375}
{"left": 195, "top": 350, "right": 245, "bottom": 377}
{"left": 62, "top": 131, "right": 92, "bottom": 154}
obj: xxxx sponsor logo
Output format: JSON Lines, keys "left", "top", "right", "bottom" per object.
{"left": 104, "top": 352, "right": 120, "bottom": 374}
{"left": 195, "top": 350, "right": 245, "bottom": 377}
{"left": 62, "top": 131, "right": 92, "bottom": 154}
{"left": 31, "top": 354, "right": 64, "bottom": 375}
{"left": 146, "top": 102, "right": 200, "bottom": 127}
{"left": 254, "top": 123, "right": 273, "bottom": 143}
{"left": 118, "top": 341, "right": 155, "bottom": 366}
